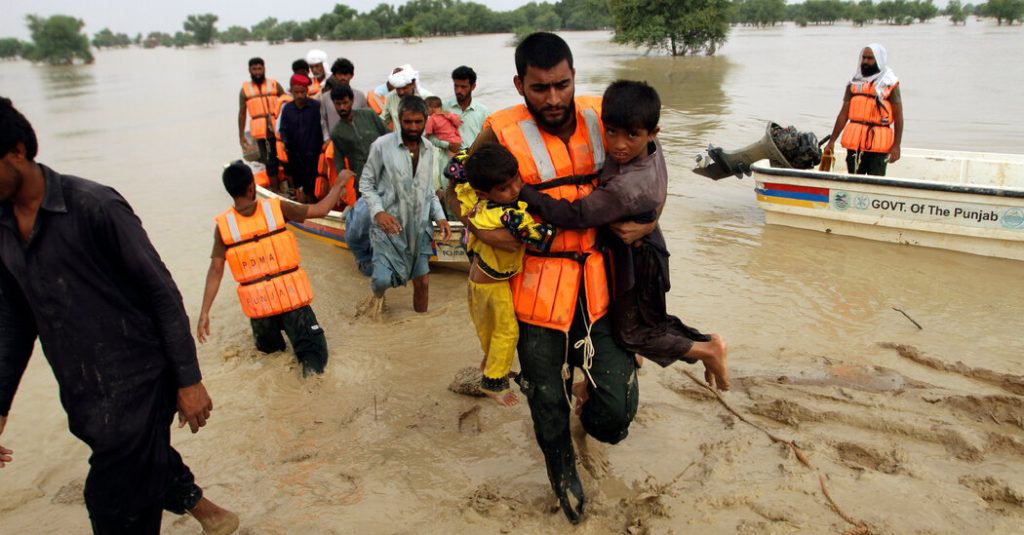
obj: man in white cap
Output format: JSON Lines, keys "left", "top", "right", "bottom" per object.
{"left": 305, "top": 49, "right": 328, "bottom": 98}
{"left": 379, "top": 64, "right": 432, "bottom": 131}
{"left": 824, "top": 43, "right": 903, "bottom": 176}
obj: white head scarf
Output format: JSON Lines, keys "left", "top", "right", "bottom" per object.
{"left": 850, "top": 43, "right": 899, "bottom": 99}
{"left": 305, "top": 49, "right": 327, "bottom": 66}
{"left": 388, "top": 64, "right": 418, "bottom": 89}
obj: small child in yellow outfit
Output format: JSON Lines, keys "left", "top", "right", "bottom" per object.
{"left": 452, "top": 144, "right": 555, "bottom": 406}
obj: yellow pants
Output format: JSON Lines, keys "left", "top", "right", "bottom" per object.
{"left": 468, "top": 280, "right": 518, "bottom": 393}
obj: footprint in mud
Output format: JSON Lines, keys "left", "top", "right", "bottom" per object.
{"left": 833, "top": 442, "right": 906, "bottom": 475}
{"left": 50, "top": 479, "right": 85, "bottom": 505}
{"left": 959, "top": 475, "right": 1024, "bottom": 513}
{"left": 465, "top": 483, "right": 528, "bottom": 518}
{"left": 278, "top": 463, "right": 364, "bottom": 506}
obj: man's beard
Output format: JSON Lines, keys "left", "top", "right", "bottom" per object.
{"left": 251, "top": 73, "right": 266, "bottom": 84}
{"left": 860, "top": 63, "right": 880, "bottom": 77}
{"left": 456, "top": 93, "right": 470, "bottom": 105}
{"left": 525, "top": 97, "right": 574, "bottom": 131}
{"left": 401, "top": 128, "right": 422, "bottom": 144}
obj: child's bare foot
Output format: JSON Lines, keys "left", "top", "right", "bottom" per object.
{"left": 571, "top": 380, "right": 589, "bottom": 416}
{"left": 188, "top": 497, "right": 239, "bottom": 535}
{"left": 485, "top": 390, "right": 519, "bottom": 407}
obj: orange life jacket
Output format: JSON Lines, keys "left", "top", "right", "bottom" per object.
{"left": 215, "top": 198, "right": 313, "bottom": 319}
{"left": 313, "top": 141, "right": 356, "bottom": 209}
{"left": 243, "top": 78, "right": 280, "bottom": 140}
{"left": 367, "top": 90, "right": 385, "bottom": 115}
{"left": 841, "top": 81, "right": 897, "bottom": 154}
{"left": 486, "top": 96, "right": 610, "bottom": 332}
{"left": 254, "top": 167, "right": 271, "bottom": 187}
{"left": 274, "top": 95, "right": 294, "bottom": 165}
{"left": 308, "top": 77, "right": 322, "bottom": 98}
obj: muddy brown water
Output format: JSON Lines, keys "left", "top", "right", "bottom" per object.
{"left": 2, "top": 25, "right": 1022, "bottom": 533}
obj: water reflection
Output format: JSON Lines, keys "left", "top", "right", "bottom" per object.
{"left": 35, "top": 64, "right": 96, "bottom": 99}
{"left": 605, "top": 55, "right": 735, "bottom": 146}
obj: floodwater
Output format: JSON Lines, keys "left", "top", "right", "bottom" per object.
{"left": 2, "top": 23, "right": 1023, "bottom": 534}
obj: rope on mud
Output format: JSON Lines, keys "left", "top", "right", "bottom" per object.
{"left": 681, "top": 369, "right": 872, "bottom": 535}
{"left": 890, "top": 307, "right": 923, "bottom": 330}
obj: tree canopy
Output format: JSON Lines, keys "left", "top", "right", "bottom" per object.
{"left": 184, "top": 13, "right": 219, "bottom": 45}
{"left": 24, "top": 14, "right": 93, "bottom": 64}
{"left": 610, "top": 0, "right": 733, "bottom": 55}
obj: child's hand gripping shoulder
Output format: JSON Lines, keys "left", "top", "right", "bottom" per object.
{"left": 500, "top": 207, "right": 556, "bottom": 252}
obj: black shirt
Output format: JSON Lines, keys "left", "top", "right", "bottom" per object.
{"left": 0, "top": 165, "right": 200, "bottom": 424}
{"left": 279, "top": 98, "right": 323, "bottom": 161}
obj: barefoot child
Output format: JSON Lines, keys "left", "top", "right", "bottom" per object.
{"left": 517, "top": 80, "right": 730, "bottom": 388}
{"left": 454, "top": 144, "right": 556, "bottom": 405}
{"left": 425, "top": 96, "right": 462, "bottom": 155}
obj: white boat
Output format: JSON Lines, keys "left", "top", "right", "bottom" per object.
{"left": 749, "top": 148, "right": 1024, "bottom": 261}
{"left": 255, "top": 185, "right": 470, "bottom": 269}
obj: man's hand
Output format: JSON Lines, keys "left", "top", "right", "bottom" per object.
{"left": 177, "top": 382, "right": 213, "bottom": 434}
{"left": 375, "top": 212, "right": 402, "bottom": 235}
{"left": 437, "top": 219, "right": 452, "bottom": 242}
{"left": 337, "top": 169, "right": 355, "bottom": 185}
{"left": 0, "top": 415, "right": 12, "bottom": 468}
{"left": 610, "top": 220, "right": 657, "bottom": 245}
{"left": 888, "top": 145, "right": 901, "bottom": 164}
{"left": 197, "top": 312, "right": 211, "bottom": 344}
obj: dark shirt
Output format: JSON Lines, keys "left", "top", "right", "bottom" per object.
{"left": 0, "top": 165, "right": 200, "bottom": 423}
{"left": 330, "top": 108, "right": 388, "bottom": 182}
{"left": 279, "top": 99, "right": 323, "bottom": 161}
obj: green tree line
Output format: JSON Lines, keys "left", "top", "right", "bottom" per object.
{"left": 732, "top": 0, "right": 1022, "bottom": 26}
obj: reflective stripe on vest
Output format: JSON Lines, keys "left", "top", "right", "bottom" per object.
{"left": 486, "top": 97, "right": 610, "bottom": 332}
{"left": 215, "top": 198, "right": 313, "bottom": 318}
{"left": 841, "top": 82, "right": 896, "bottom": 153}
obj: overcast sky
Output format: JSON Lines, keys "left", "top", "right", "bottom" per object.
{"left": 0, "top": 0, "right": 533, "bottom": 40}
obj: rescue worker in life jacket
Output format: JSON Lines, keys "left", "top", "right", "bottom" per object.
{"left": 238, "top": 57, "right": 285, "bottom": 190}
{"left": 825, "top": 43, "right": 904, "bottom": 176}
{"left": 197, "top": 161, "right": 353, "bottom": 377}
{"left": 454, "top": 32, "right": 662, "bottom": 524}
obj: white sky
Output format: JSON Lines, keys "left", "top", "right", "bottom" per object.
{"left": 0, "top": 0, "right": 533, "bottom": 40}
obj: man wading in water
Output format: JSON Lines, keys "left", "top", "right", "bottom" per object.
{"left": 0, "top": 97, "right": 238, "bottom": 534}
{"left": 454, "top": 32, "right": 729, "bottom": 524}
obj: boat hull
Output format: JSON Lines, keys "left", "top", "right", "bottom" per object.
{"left": 751, "top": 148, "right": 1024, "bottom": 261}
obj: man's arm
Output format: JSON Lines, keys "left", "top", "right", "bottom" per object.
{"left": 98, "top": 196, "right": 202, "bottom": 389}
{"left": 518, "top": 183, "right": 644, "bottom": 229}
{"left": 358, "top": 141, "right": 386, "bottom": 218}
{"left": 304, "top": 172, "right": 351, "bottom": 219}
{"left": 379, "top": 94, "right": 393, "bottom": 130}
{"left": 320, "top": 94, "right": 331, "bottom": 142}
{"left": 196, "top": 230, "right": 226, "bottom": 345}
{"left": 238, "top": 89, "right": 248, "bottom": 145}
{"left": 0, "top": 263, "right": 36, "bottom": 423}
{"left": 825, "top": 86, "right": 853, "bottom": 152}
{"left": 890, "top": 86, "right": 903, "bottom": 163}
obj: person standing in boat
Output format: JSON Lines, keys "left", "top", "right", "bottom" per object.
{"left": 445, "top": 65, "right": 489, "bottom": 149}
{"left": 379, "top": 64, "right": 433, "bottom": 132}
{"left": 357, "top": 95, "right": 451, "bottom": 318}
{"left": 824, "top": 43, "right": 904, "bottom": 176}
{"left": 278, "top": 74, "right": 323, "bottom": 203}
{"left": 196, "top": 161, "right": 351, "bottom": 377}
{"left": 320, "top": 58, "right": 370, "bottom": 142}
{"left": 238, "top": 57, "right": 286, "bottom": 191}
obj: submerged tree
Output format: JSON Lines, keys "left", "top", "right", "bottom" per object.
{"left": 92, "top": 28, "right": 132, "bottom": 48}
{"left": 944, "top": 0, "right": 968, "bottom": 23}
{"left": 0, "top": 38, "right": 27, "bottom": 60}
{"left": 611, "top": 0, "right": 732, "bottom": 55}
{"left": 24, "top": 14, "right": 93, "bottom": 64}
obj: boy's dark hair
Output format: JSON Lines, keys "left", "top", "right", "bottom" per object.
{"left": 331, "top": 58, "right": 354, "bottom": 75}
{"left": 222, "top": 160, "right": 254, "bottom": 198}
{"left": 330, "top": 84, "right": 354, "bottom": 102}
{"left": 514, "top": 32, "right": 573, "bottom": 79}
{"left": 424, "top": 96, "right": 443, "bottom": 108}
{"left": 398, "top": 95, "right": 427, "bottom": 120}
{"left": 464, "top": 143, "right": 519, "bottom": 192}
{"left": 291, "top": 59, "right": 309, "bottom": 73}
{"left": 248, "top": 57, "right": 264, "bottom": 67}
{"left": 0, "top": 97, "right": 38, "bottom": 161}
{"left": 451, "top": 65, "right": 477, "bottom": 85}
{"left": 602, "top": 80, "right": 660, "bottom": 132}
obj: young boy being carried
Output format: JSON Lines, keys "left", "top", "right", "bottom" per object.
{"left": 517, "top": 80, "right": 730, "bottom": 391}
{"left": 454, "top": 144, "right": 556, "bottom": 405}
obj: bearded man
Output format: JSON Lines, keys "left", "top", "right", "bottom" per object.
{"left": 825, "top": 43, "right": 904, "bottom": 176}
{"left": 357, "top": 95, "right": 450, "bottom": 318}
{"left": 238, "top": 57, "right": 285, "bottom": 187}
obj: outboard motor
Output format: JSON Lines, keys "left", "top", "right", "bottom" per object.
{"left": 693, "top": 122, "right": 822, "bottom": 180}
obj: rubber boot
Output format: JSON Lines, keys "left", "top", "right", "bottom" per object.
{"left": 540, "top": 437, "right": 586, "bottom": 524}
